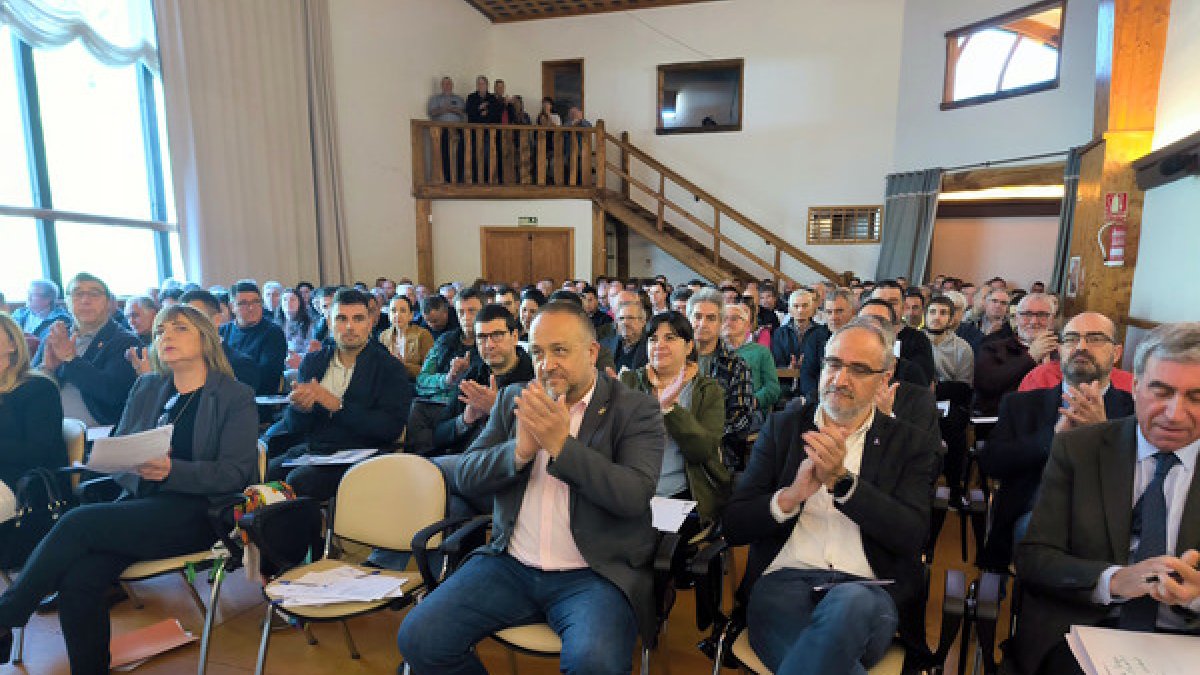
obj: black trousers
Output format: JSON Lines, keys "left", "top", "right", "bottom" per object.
{"left": 266, "top": 445, "right": 350, "bottom": 502}
{"left": 0, "top": 493, "right": 214, "bottom": 675}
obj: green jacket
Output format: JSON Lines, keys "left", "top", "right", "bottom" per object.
{"left": 619, "top": 368, "right": 731, "bottom": 520}
{"left": 735, "top": 341, "right": 781, "bottom": 411}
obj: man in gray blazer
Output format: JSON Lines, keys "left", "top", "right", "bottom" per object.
{"left": 1010, "top": 322, "right": 1200, "bottom": 675}
{"left": 398, "top": 302, "right": 665, "bottom": 674}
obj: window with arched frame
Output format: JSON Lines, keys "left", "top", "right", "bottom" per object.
{"left": 942, "top": 0, "right": 1066, "bottom": 110}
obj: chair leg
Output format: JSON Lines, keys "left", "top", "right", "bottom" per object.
{"left": 12, "top": 626, "right": 24, "bottom": 664}
{"left": 302, "top": 622, "right": 319, "bottom": 646}
{"left": 640, "top": 645, "right": 650, "bottom": 675}
{"left": 254, "top": 604, "right": 273, "bottom": 675}
{"left": 197, "top": 559, "right": 227, "bottom": 675}
{"left": 339, "top": 620, "right": 360, "bottom": 659}
{"left": 123, "top": 581, "right": 144, "bottom": 609}
{"left": 506, "top": 648, "right": 519, "bottom": 675}
{"left": 182, "top": 571, "right": 208, "bottom": 617}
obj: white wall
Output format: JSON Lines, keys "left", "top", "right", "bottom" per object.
{"left": 625, "top": 230, "right": 702, "bottom": 283}
{"left": 483, "top": 0, "right": 905, "bottom": 283}
{"left": 328, "top": 0, "right": 490, "bottom": 282}
{"left": 929, "top": 215, "right": 1059, "bottom": 290}
{"left": 892, "top": 0, "right": 1097, "bottom": 171}
{"left": 1128, "top": 0, "right": 1200, "bottom": 323}
{"left": 431, "top": 200, "right": 593, "bottom": 285}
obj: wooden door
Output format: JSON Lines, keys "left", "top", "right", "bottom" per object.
{"left": 542, "top": 59, "right": 584, "bottom": 121}
{"left": 481, "top": 227, "right": 574, "bottom": 286}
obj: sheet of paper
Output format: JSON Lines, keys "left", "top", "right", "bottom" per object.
{"left": 110, "top": 618, "right": 196, "bottom": 670}
{"left": 255, "top": 395, "right": 291, "bottom": 405}
{"left": 1067, "top": 625, "right": 1200, "bottom": 675}
{"left": 650, "top": 496, "right": 697, "bottom": 533}
{"left": 971, "top": 416, "right": 999, "bottom": 425}
{"left": 86, "top": 425, "right": 172, "bottom": 473}
{"left": 281, "top": 448, "right": 378, "bottom": 467}
{"left": 269, "top": 565, "right": 409, "bottom": 608}
{"left": 936, "top": 401, "right": 950, "bottom": 417}
{"left": 86, "top": 425, "right": 114, "bottom": 441}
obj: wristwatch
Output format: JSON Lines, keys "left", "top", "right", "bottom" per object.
{"left": 830, "top": 471, "right": 856, "bottom": 500}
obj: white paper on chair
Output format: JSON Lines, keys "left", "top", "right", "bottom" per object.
{"left": 271, "top": 564, "right": 408, "bottom": 607}
{"left": 85, "top": 425, "right": 172, "bottom": 473}
{"left": 1066, "top": 624, "right": 1200, "bottom": 675}
{"left": 651, "top": 496, "right": 697, "bottom": 533}
{"left": 86, "top": 425, "right": 114, "bottom": 441}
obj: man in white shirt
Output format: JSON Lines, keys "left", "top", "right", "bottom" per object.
{"left": 724, "top": 317, "right": 940, "bottom": 674}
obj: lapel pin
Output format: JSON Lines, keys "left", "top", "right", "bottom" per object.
{"left": 597, "top": 407, "right": 607, "bottom": 416}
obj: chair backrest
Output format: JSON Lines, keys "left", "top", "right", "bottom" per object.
{"left": 332, "top": 454, "right": 446, "bottom": 553}
{"left": 62, "top": 418, "right": 86, "bottom": 465}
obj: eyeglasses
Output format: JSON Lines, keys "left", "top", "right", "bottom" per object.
{"left": 69, "top": 288, "right": 106, "bottom": 300}
{"left": 822, "top": 357, "right": 887, "bottom": 378}
{"left": 1016, "top": 311, "right": 1052, "bottom": 320}
{"left": 1061, "top": 332, "right": 1115, "bottom": 347}
{"left": 617, "top": 315, "right": 645, "bottom": 323}
{"left": 476, "top": 329, "right": 513, "bottom": 344}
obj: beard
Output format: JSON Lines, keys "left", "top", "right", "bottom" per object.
{"left": 1062, "top": 351, "right": 1104, "bottom": 385}
{"left": 820, "top": 383, "right": 871, "bottom": 423}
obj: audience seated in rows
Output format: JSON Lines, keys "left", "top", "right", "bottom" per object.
{"left": 687, "top": 288, "right": 756, "bottom": 466}
{"left": 177, "top": 289, "right": 261, "bottom": 391}
{"left": 870, "top": 281, "right": 936, "bottom": 387}
{"left": 123, "top": 296, "right": 158, "bottom": 347}
{"left": 799, "top": 288, "right": 855, "bottom": 399}
{"left": 600, "top": 298, "right": 649, "bottom": 373}
{"left": 378, "top": 295, "right": 433, "bottom": 380}
{"left": 722, "top": 302, "right": 781, "bottom": 412}
{"left": 414, "top": 289, "right": 484, "bottom": 404}
{"left": 771, "top": 287, "right": 818, "bottom": 368}
{"left": 974, "top": 292, "right": 1058, "bottom": 417}
{"left": 264, "top": 289, "right": 411, "bottom": 501}
{"left": 418, "top": 293, "right": 457, "bottom": 342}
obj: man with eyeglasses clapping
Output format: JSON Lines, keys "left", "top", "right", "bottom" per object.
{"left": 974, "top": 292, "right": 1059, "bottom": 417}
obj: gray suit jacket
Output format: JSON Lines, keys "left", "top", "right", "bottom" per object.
{"left": 455, "top": 371, "right": 666, "bottom": 641}
{"left": 1012, "top": 416, "right": 1200, "bottom": 674}
{"left": 112, "top": 370, "right": 259, "bottom": 501}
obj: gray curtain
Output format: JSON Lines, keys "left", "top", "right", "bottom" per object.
{"left": 875, "top": 168, "right": 943, "bottom": 283}
{"left": 1049, "top": 147, "right": 1082, "bottom": 294}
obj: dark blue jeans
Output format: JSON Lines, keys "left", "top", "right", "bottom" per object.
{"left": 397, "top": 552, "right": 638, "bottom": 674}
{"left": 747, "top": 569, "right": 898, "bottom": 675}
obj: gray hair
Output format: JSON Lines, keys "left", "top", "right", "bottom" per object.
{"left": 941, "top": 290, "right": 966, "bottom": 312}
{"left": 615, "top": 300, "right": 645, "bottom": 319}
{"left": 263, "top": 281, "right": 283, "bottom": 293}
{"left": 1016, "top": 292, "right": 1054, "bottom": 312}
{"left": 687, "top": 287, "right": 725, "bottom": 319}
{"left": 1133, "top": 322, "right": 1200, "bottom": 377}
{"left": 827, "top": 288, "right": 855, "bottom": 306}
{"left": 830, "top": 317, "right": 896, "bottom": 370}
{"left": 29, "top": 279, "right": 60, "bottom": 299}
{"left": 126, "top": 295, "right": 158, "bottom": 312}
{"left": 983, "top": 286, "right": 1010, "bottom": 303}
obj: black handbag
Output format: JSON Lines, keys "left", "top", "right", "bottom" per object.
{"left": 0, "top": 467, "right": 70, "bottom": 570}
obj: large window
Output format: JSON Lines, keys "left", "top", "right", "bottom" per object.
{"left": 942, "top": 1, "right": 1065, "bottom": 109}
{"left": 0, "top": 5, "right": 178, "bottom": 302}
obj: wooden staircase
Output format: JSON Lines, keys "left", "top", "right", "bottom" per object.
{"left": 597, "top": 131, "right": 841, "bottom": 285}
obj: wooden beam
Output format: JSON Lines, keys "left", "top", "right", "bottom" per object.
{"left": 940, "top": 162, "right": 1065, "bottom": 192}
{"left": 414, "top": 185, "right": 596, "bottom": 200}
{"left": 415, "top": 198, "right": 433, "bottom": 287}
{"left": 1064, "top": 0, "right": 1172, "bottom": 321}
{"left": 591, "top": 203, "right": 607, "bottom": 281}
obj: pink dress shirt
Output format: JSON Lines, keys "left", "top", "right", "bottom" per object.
{"left": 507, "top": 382, "right": 596, "bottom": 571}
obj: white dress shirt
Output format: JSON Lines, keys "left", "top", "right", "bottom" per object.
{"left": 318, "top": 351, "right": 355, "bottom": 401}
{"left": 764, "top": 407, "right": 875, "bottom": 579}
{"left": 1091, "top": 427, "right": 1200, "bottom": 627}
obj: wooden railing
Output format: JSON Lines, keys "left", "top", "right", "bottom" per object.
{"left": 602, "top": 131, "right": 840, "bottom": 284}
{"left": 411, "top": 120, "right": 605, "bottom": 196}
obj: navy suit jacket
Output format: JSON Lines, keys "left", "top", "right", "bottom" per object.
{"left": 270, "top": 341, "right": 410, "bottom": 451}
{"left": 34, "top": 318, "right": 139, "bottom": 425}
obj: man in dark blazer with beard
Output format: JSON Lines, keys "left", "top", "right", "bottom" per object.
{"left": 725, "top": 318, "right": 940, "bottom": 673}
{"left": 979, "top": 312, "right": 1134, "bottom": 571}
{"left": 1009, "top": 322, "right": 1200, "bottom": 675}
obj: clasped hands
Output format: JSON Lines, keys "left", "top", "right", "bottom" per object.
{"left": 1054, "top": 380, "right": 1107, "bottom": 432}
{"left": 289, "top": 380, "right": 341, "bottom": 413}
{"left": 459, "top": 375, "right": 499, "bottom": 424}
{"left": 512, "top": 381, "right": 570, "bottom": 464}
{"left": 777, "top": 426, "right": 850, "bottom": 512}
{"left": 1110, "top": 550, "right": 1200, "bottom": 607}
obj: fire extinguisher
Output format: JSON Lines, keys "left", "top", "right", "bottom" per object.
{"left": 1097, "top": 220, "right": 1126, "bottom": 267}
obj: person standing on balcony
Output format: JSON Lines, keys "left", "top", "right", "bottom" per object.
{"left": 428, "top": 76, "right": 466, "bottom": 183}
{"left": 466, "top": 76, "right": 499, "bottom": 182}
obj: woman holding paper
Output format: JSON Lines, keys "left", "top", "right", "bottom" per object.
{"left": 619, "top": 311, "right": 730, "bottom": 522}
{"left": 0, "top": 304, "right": 258, "bottom": 672}
{"left": 0, "top": 312, "right": 67, "bottom": 523}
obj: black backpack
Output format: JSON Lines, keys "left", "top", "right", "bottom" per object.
{"left": 238, "top": 497, "right": 325, "bottom": 579}
{"left": 0, "top": 467, "right": 70, "bottom": 571}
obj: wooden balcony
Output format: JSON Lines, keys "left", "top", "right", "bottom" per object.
{"left": 411, "top": 120, "right": 606, "bottom": 199}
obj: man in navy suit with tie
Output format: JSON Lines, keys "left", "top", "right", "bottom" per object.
{"left": 1011, "top": 322, "right": 1200, "bottom": 675}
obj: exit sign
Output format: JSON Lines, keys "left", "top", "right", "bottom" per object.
{"left": 518, "top": 216, "right": 538, "bottom": 225}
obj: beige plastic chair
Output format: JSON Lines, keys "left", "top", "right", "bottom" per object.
{"left": 730, "top": 631, "right": 906, "bottom": 675}
{"left": 255, "top": 454, "right": 449, "bottom": 675}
